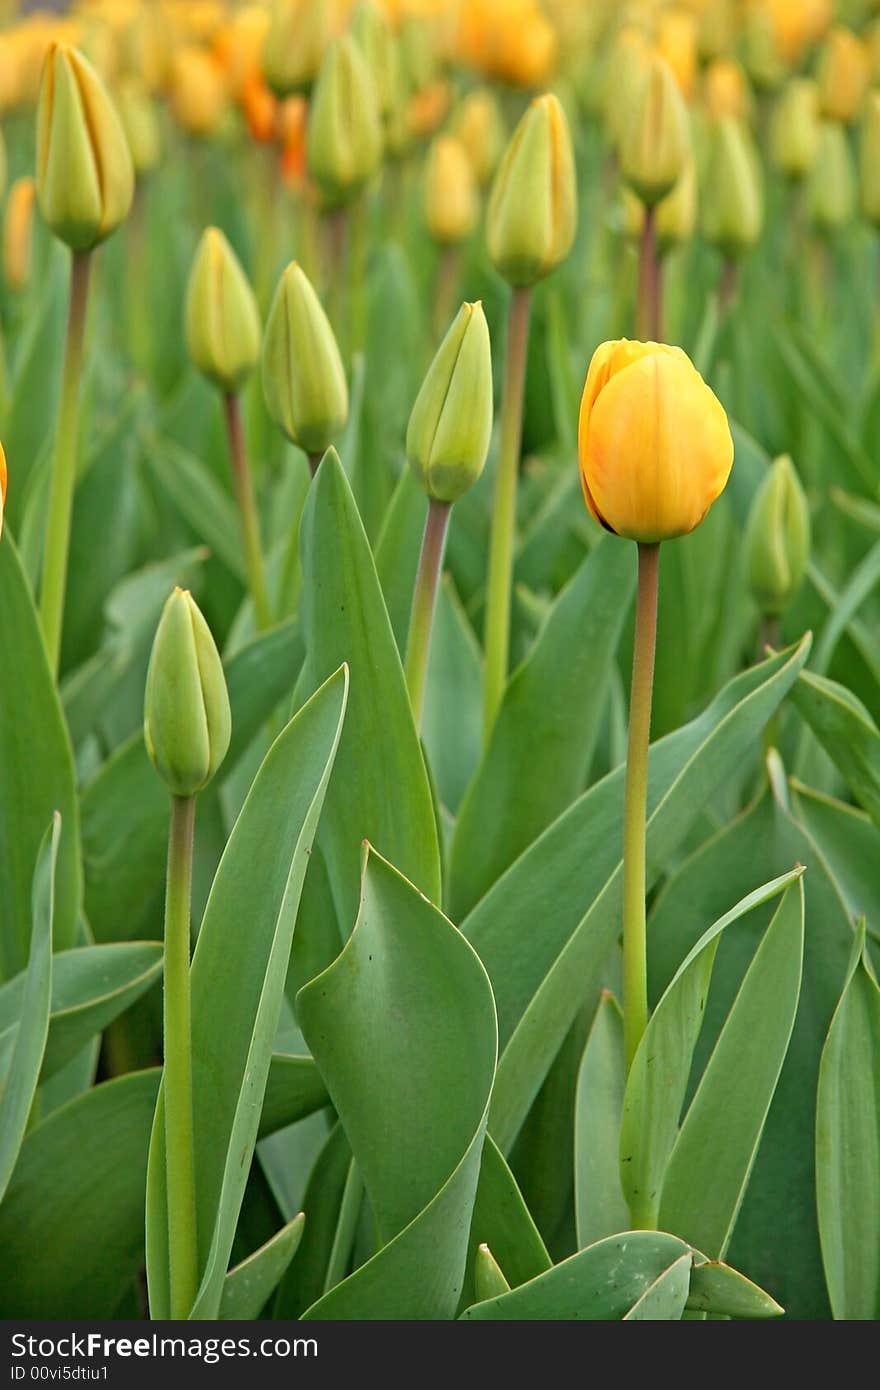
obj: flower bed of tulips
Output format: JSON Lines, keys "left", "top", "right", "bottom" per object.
{"left": 0, "top": 0, "right": 879, "bottom": 1330}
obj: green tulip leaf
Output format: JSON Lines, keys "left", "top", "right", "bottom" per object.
{"left": 685, "top": 1260, "right": 784, "bottom": 1319}
{"left": 273, "top": 1123, "right": 353, "bottom": 1318}
{"left": 218, "top": 1213, "right": 306, "bottom": 1320}
{"left": 574, "top": 990, "right": 629, "bottom": 1248}
{"left": 621, "top": 1252, "right": 691, "bottom": 1320}
{"left": 790, "top": 669, "right": 880, "bottom": 828}
{"left": 148, "top": 438, "right": 246, "bottom": 581}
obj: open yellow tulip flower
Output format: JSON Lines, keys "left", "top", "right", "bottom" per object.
{"left": 578, "top": 340, "right": 734, "bottom": 543}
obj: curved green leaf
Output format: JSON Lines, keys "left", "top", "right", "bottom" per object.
{"left": 791, "top": 669, "right": 880, "bottom": 827}
{"left": 816, "top": 924, "right": 880, "bottom": 1319}
{"left": 297, "top": 847, "right": 497, "bottom": 1318}
{"left": 686, "top": 1260, "right": 784, "bottom": 1319}
{"left": 450, "top": 539, "right": 635, "bottom": 920}
{"left": 273, "top": 1122, "right": 352, "bottom": 1318}
{"left": 461, "top": 1134, "right": 551, "bottom": 1310}
{"left": 298, "top": 449, "right": 440, "bottom": 927}
{"left": 0, "top": 535, "right": 81, "bottom": 977}
{"left": 0, "top": 817, "right": 60, "bottom": 1200}
{"left": 146, "top": 666, "right": 349, "bottom": 1320}
{"left": 622, "top": 1253, "right": 691, "bottom": 1320}
{"left": 574, "top": 991, "right": 628, "bottom": 1248}
{"left": 219, "top": 1214, "right": 305, "bottom": 1320}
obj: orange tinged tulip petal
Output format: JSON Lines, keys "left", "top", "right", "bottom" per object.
{"left": 578, "top": 340, "right": 733, "bottom": 543}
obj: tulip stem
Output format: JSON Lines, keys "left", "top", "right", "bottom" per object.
{"left": 637, "top": 206, "right": 663, "bottom": 341}
{"left": 307, "top": 451, "right": 323, "bottom": 478}
{"left": 39, "top": 248, "right": 92, "bottom": 676}
{"left": 482, "top": 286, "right": 532, "bottom": 744}
{"left": 223, "top": 393, "right": 272, "bottom": 631}
{"left": 405, "top": 497, "right": 451, "bottom": 732}
{"left": 622, "top": 541, "right": 660, "bottom": 1079}
{"left": 163, "top": 793, "right": 199, "bottom": 1321}
{"left": 433, "top": 246, "right": 461, "bottom": 341}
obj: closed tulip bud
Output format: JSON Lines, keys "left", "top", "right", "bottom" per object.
{"left": 4, "top": 177, "right": 36, "bottom": 292}
{"left": 809, "top": 120, "right": 856, "bottom": 232}
{"left": 144, "top": 588, "right": 231, "bottom": 798}
{"left": 578, "top": 339, "right": 733, "bottom": 543}
{"left": 743, "top": 9, "right": 784, "bottom": 93}
{"left": 185, "top": 228, "right": 261, "bottom": 395}
{"left": 860, "top": 93, "right": 880, "bottom": 226}
{"left": 169, "top": 48, "right": 228, "bottom": 138}
{"left": 770, "top": 79, "right": 821, "bottom": 179}
{"left": 817, "top": 27, "right": 869, "bottom": 126}
{"left": 0, "top": 442, "right": 6, "bottom": 539}
{"left": 745, "top": 456, "right": 810, "bottom": 616}
{"left": 263, "top": 0, "right": 330, "bottom": 98}
{"left": 407, "top": 301, "right": 492, "bottom": 504}
{"left": 604, "top": 27, "right": 651, "bottom": 152}
{"left": 451, "top": 89, "right": 506, "bottom": 187}
{"left": 350, "top": 1, "right": 399, "bottom": 121}
{"left": 36, "top": 43, "right": 134, "bottom": 252}
{"left": 307, "top": 35, "right": 382, "bottom": 207}
{"left": 622, "top": 158, "right": 698, "bottom": 254}
{"left": 703, "top": 118, "right": 763, "bottom": 258}
{"left": 262, "top": 261, "right": 348, "bottom": 454}
{"left": 487, "top": 92, "right": 576, "bottom": 288}
{"left": 620, "top": 54, "right": 691, "bottom": 208}
{"left": 703, "top": 59, "right": 751, "bottom": 123}
{"left": 117, "top": 79, "right": 161, "bottom": 176}
{"left": 697, "top": 0, "right": 736, "bottom": 61}
{"left": 658, "top": 8, "right": 698, "bottom": 100}
{"left": 425, "top": 136, "right": 478, "bottom": 245}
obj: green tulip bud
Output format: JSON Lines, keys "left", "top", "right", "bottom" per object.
{"left": 406, "top": 301, "right": 493, "bottom": 504}
{"left": 703, "top": 117, "right": 763, "bottom": 258}
{"left": 860, "top": 91, "right": 880, "bottom": 227}
{"left": 116, "top": 78, "right": 161, "bottom": 177}
{"left": 144, "top": 588, "right": 232, "bottom": 798}
{"left": 350, "top": 0, "right": 399, "bottom": 122}
{"left": 770, "top": 79, "right": 821, "bottom": 180}
{"left": 487, "top": 93, "right": 577, "bottom": 288}
{"left": 620, "top": 53, "right": 691, "bottom": 208}
{"left": 185, "top": 227, "right": 261, "bottom": 395}
{"left": 808, "top": 119, "right": 856, "bottom": 233}
{"left": 745, "top": 456, "right": 811, "bottom": 617}
{"left": 263, "top": 0, "right": 330, "bottom": 98}
{"left": 262, "top": 261, "right": 348, "bottom": 455}
{"left": 474, "top": 1244, "right": 511, "bottom": 1302}
{"left": 36, "top": 43, "right": 134, "bottom": 252}
{"left": 307, "top": 35, "right": 382, "bottom": 207}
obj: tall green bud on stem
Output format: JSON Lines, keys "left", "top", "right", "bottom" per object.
{"left": 261, "top": 260, "right": 349, "bottom": 476}
{"left": 703, "top": 116, "right": 764, "bottom": 315}
{"left": 405, "top": 302, "right": 493, "bottom": 730}
{"left": 144, "top": 588, "right": 231, "bottom": 1320}
{"left": 185, "top": 228, "right": 270, "bottom": 630}
{"left": 483, "top": 93, "right": 576, "bottom": 742}
{"left": 36, "top": 43, "right": 134, "bottom": 675}
{"left": 745, "top": 455, "right": 810, "bottom": 650}
{"left": 619, "top": 53, "right": 690, "bottom": 342}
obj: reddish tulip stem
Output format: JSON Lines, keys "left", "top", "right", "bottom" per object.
{"left": 405, "top": 498, "right": 451, "bottom": 732}
{"left": 622, "top": 541, "right": 660, "bottom": 1083}
{"left": 433, "top": 245, "right": 461, "bottom": 341}
{"left": 222, "top": 393, "right": 271, "bottom": 631}
{"left": 483, "top": 286, "right": 532, "bottom": 744}
{"left": 718, "top": 259, "right": 740, "bottom": 319}
{"left": 637, "top": 205, "right": 663, "bottom": 341}
{"left": 39, "top": 248, "right": 93, "bottom": 677}
{"left": 307, "top": 451, "right": 324, "bottom": 478}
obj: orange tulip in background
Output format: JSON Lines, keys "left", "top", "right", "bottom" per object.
{"left": 578, "top": 340, "right": 734, "bottom": 544}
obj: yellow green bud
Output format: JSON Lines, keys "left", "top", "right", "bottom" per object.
{"left": 620, "top": 53, "right": 691, "bottom": 208}
{"left": 742, "top": 8, "right": 784, "bottom": 93}
{"left": 263, "top": 0, "right": 330, "bottom": 98}
{"left": 817, "top": 26, "right": 869, "bottom": 126}
{"left": 144, "top": 588, "right": 232, "bottom": 798}
{"left": 860, "top": 92, "right": 880, "bottom": 227}
{"left": 116, "top": 78, "right": 161, "bottom": 177}
{"left": 745, "top": 456, "right": 811, "bottom": 617}
{"left": 425, "top": 136, "right": 478, "bottom": 245}
{"left": 451, "top": 89, "right": 506, "bottom": 187}
{"left": 770, "top": 79, "right": 821, "bottom": 180}
{"left": 185, "top": 227, "right": 261, "bottom": 395}
{"left": 623, "top": 157, "right": 698, "bottom": 253}
{"left": 36, "top": 43, "right": 134, "bottom": 252}
{"left": 809, "top": 119, "right": 856, "bottom": 233}
{"left": 487, "top": 93, "right": 576, "bottom": 288}
{"left": 703, "top": 117, "right": 763, "bottom": 258}
{"left": 262, "top": 261, "right": 348, "bottom": 455}
{"left": 406, "top": 301, "right": 493, "bottom": 504}
{"left": 307, "top": 35, "right": 382, "bottom": 208}
{"left": 350, "top": 0, "right": 399, "bottom": 122}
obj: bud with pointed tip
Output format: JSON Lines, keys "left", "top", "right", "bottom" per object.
{"left": 474, "top": 1244, "right": 510, "bottom": 1302}
{"left": 745, "top": 456, "right": 811, "bottom": 617}
{"left": 36, "top": 43, "right": 134, "bottom": 252}
{"left": 770, "top": 79, "right": 821, "bottom": 179}
{"left": 809, "top": 120, "right": 856, "bottom": 232}
{"left": 263, "top": 0, "right": 330, "bottom": 98}
{"left": 307, "top": 35, "right": 382, "bottom": 208}
{"left": 817, "top": 27, "right": 869, "bottom": 126}
{"left": 406, "top": 301, "right": 493, "bottom": 504}
{"left": 185, "top": 228, "right": 261, "bottom": 395}
{"left": 860, "top": 92, "right": 880, "bottom": 227}
{"left": 487, "top": 92, "right": 576, "bottom": 288}
{"left": 117, "top": 78, "right": 161, "bottom": 176}
{"left": 262, "top": 262, "right": 348, "bottom": 455}
{"left": 620, "top": 53, "right": 691, "bottom": 208}
{"left": 425, "top": 136, "right": 478, "bottom": 245}
{"left": 703, "top": 58, "right": 751, "bottom": 123}
{"left": 3, "top": 177, "right": 36, "bottom": 292}
{"left": 703, "top": 117, "right": 763, "bottom": 258}
{"left": 144, "top": 588, "right": 231, "bottom": 798}
{"left": 168, "top": 47, "right": 228, "bottom": 138}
